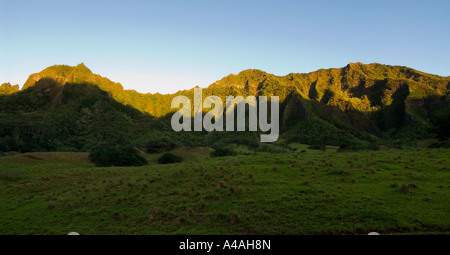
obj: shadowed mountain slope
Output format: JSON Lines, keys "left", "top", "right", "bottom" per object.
{"left": 1, "top": 63, "right": 449, "bottom": 152}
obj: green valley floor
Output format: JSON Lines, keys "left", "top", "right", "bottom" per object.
{"left": 0, "top": 145, "right": 449, "bottom": 234}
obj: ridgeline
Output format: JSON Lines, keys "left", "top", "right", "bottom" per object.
{"left": 1, "top": 63, "right": 449, "bottom": 152}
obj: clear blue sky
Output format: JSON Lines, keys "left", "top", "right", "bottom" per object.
{"left": 1, "top": 0, "right": 449, "bottom": 94}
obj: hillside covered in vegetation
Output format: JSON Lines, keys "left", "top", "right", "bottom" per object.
{"left": 1, "top": 63, "right": 449, "bottom": 153}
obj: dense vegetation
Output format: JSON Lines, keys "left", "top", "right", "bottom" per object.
{"left": 89, "top": 147, "right": 147, "bottom": 167}
{"left": 157, "top": 152, "right": 183, "bottom": 164}
{"left": 210, "top": 146, "right": 237, "bottom": 157}
{"left": 0, "top": 62, "right": 449, "bottom": 154}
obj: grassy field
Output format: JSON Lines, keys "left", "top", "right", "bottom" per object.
{"left": 0, "top": 146, "right": 449, "bottom": 235}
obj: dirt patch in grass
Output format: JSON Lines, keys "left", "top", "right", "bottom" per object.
{"left": 22, "top": 155, "right": 42, "bottom": 160}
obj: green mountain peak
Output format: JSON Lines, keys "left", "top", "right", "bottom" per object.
{"left": 74, "top": 62, "right": 91, "bottom": 73}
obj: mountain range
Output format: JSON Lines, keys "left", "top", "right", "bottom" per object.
{"left": 1, "top": 63, "right": 449, "bottom": 153}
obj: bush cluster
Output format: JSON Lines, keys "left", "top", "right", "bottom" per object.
{"left": 211, "top": 147, "right": 237, "bottom": 157}
{"left": 89, "top": 147, "right": 147, "bottom": 167}
{"left": 157, "top": 152, "right": 183, "bottom": 164}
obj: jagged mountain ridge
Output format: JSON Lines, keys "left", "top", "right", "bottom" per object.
{"left": 11, "top": 62, "right": 450, "bottom": 132}
{"left": 11, "top": 62, "right": 450, "bottom": 116}
{"left": 1, "top": 62, "right": 449, "bottom": 152}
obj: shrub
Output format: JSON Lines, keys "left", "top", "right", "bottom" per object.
{"left": 89, "top": 147, "right": 147, "bottom": 167}
{"left": 255, "top": 144, "right": 286, "bottom": 154}
{"left": 429, "top": 140, "right": 450, "bottom": 148}
{"left": 211, "top": 147, "right": 236, "bottom": 157}
{"left": 308, "top": 144, "right": 326, "bottom": 151}
{"left": 146, "top": 137, "right": 181, "bottom": 153}
{"left": 157, "top": 152, "right": 183, "bottom": 164}
{"left": 431, "top": 108, "right": 450, "bottom": 140}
